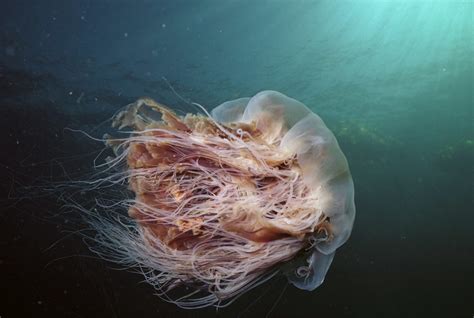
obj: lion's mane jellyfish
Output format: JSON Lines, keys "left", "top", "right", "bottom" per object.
{"left": 93, "top": 91, "right": 355, "bottom": 308}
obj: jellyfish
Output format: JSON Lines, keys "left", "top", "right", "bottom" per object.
{"left": 89, "top": 90, "right": 355, "bottom": 309}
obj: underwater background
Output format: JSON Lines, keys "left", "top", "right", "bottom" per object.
{"left": 0, "top": 0, "right": 472, "bottom": 317}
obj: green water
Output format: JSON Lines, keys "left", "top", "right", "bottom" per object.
{"left": 0, "top": 0, "right": 472, "bottom": 317}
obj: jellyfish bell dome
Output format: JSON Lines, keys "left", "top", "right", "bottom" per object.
{"left": 97, "top": 90, "right": 355, "bottom": 308}
{"left": 212, "top": 91, "right": 356, "bottom": 290}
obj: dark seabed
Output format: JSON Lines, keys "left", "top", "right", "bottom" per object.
{"left": 0, "top": 0, "right": 472, "bottom": 317}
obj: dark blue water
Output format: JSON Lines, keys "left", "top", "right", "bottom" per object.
{"left": 1, "top": 1, "right": 472, "bottom": 317}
